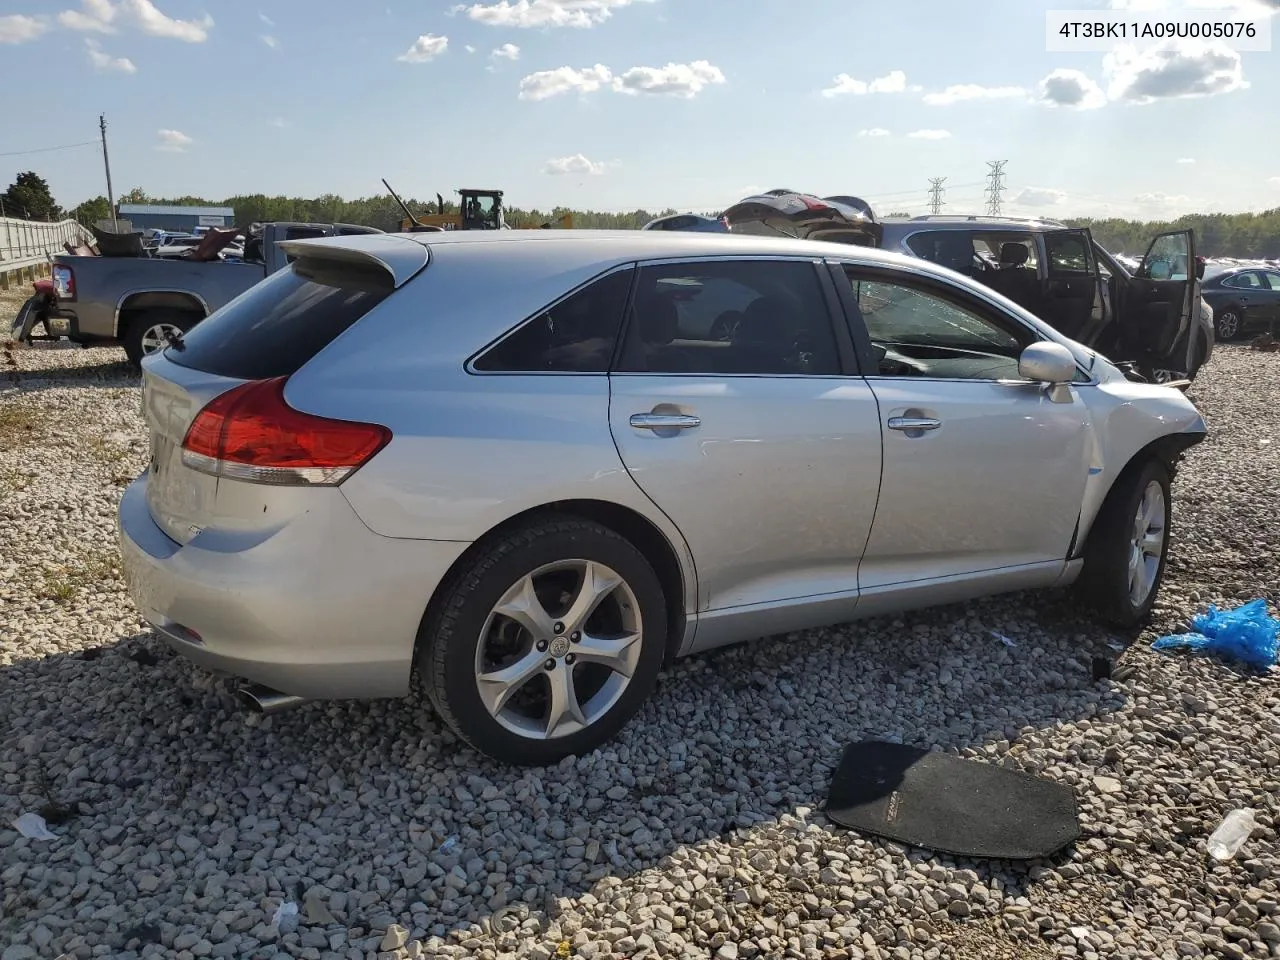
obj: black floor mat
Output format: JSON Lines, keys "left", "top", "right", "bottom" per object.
{"left": 825, "top": 740, "right": 1080, "bottom": 860}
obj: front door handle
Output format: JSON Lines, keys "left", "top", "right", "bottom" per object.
{"left": 630, "top": 412, "right": 702, "bottom": 431}
{"left": 887, "top": 416, "right": 941, "bottom": 432}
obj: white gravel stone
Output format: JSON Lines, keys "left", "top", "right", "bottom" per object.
{"left": 1, "top": 339, "right": 1278, "bottom": 960}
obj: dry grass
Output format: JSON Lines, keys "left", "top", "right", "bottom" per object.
{"left": 39, "top": 549, "right": 123, "bottom": 604}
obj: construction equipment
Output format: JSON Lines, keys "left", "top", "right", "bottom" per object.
{"left": 385, "top": 179, "right": 573, "bottom": 232}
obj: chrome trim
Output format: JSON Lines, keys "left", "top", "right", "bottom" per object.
{"left": 629, "top": 413, "right": 702, "bottom": 431}
{"left": 887, "top": 416, "right": 940, "bottom": 432}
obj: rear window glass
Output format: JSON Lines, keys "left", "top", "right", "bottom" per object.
{"left": 165, "top": 257, "right": 394, "bottom": 380}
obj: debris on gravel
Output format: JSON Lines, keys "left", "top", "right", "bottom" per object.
{"left": 1, "top": 342, "right": 1277, "bottom": 960}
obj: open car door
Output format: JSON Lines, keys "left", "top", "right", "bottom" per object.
{"left": 1117, "top": 229, "right": 1196, "bottom": 367}
{"left": 722, "top": 190, "right": 882, "bottom": 247}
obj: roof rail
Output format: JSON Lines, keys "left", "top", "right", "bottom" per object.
{"left": 907, "top": 214, "right": 1069, "bottom": 228}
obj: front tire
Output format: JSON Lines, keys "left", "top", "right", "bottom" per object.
{"left": 1214, "top": 307, "right": 1242, "bottom": 341}
{"left": 418, "top": 517, "right": 667, "bottom": 766}
{"left": 1076, "top": 459, "right": 1173, "bottom": 627}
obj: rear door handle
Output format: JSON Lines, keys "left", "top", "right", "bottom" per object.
{"left": 630, "top": 413, "right": 701, "bottom": 431}
{"left": 887, "top": 416, "right": 941, "bottom": 432}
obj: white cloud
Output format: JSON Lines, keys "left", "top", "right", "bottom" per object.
{"left": 822, "top": 69, "right": 913, "bottom": 97}
{"left": 542, "top": 153, "right": 608, "bottom": 175}
{"left": 1104, "top": 39, "right": 1247, "bottom": 102}
{"left": 907, "top": 129, "right": 951, "bottom": 139}
{"left": 397, "top": 33, "right": 448, "bottom": 62}
{"left": 1013, "top": 187, "right": 1068, "bottom": 207}
{"left": 59, "top": 0, "right": 213, "bottom": 42}
{"left": 85, "top": 37, "right": 135, "bottom": 71}
{"left": 923, "top": 83, "right": 1026, "bottom": 106}
{"left": 0, "top": 14, "right": 48, "bottom": 43}
{"left": 491, "top": 41, "right": 519, "bottom": 59}
{"left": 454, "top": 0, "right": 653, "bottom": 28}
{"left": 518, "top": 63, "right": 613, "bottom": 99}
{"left": 1038, "top": 68, "right": 1107, "bottom": 109}
{"left": 261, "top": 33, "right": 277, "bottom": 49}
{"left": 155, "top": 128, "right": 192, "bottom": 152}
{"left": 612, "top": 60, "right": 724, "bottom": 98}
{"left": 1177, "top": 157, "right": 1196, "bottom": 164}
{"left": 58, "top": 0, "right": 115, "bottom": 32}
{"left": 858, "top": 128, "right": 891, "bottom": 137}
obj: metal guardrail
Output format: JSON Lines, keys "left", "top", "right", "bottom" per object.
{"left": 0, "top": 216, "right": 95, "bottom": 275}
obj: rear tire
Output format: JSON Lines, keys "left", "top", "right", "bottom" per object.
{"left": 418, "top": 517, "right": 667, "bottom": 766}
{"left": 1075, "top": 458, "right": 1173, "bottom": 627}
{"left": 1213, "top": 307, "right": 1242, "bottom": 341}
{"left": 122, "top": 310, "right": 200, "bottom": 369}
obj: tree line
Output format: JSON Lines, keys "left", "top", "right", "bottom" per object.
{"left": 7, "top": 169, "right": 1280, "bottom": 258}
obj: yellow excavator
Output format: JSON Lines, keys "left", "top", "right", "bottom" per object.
{"left": 384, "top": 179, "right": 573, "bottom": 233}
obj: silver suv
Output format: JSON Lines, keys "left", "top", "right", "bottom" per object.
{"left": 119, "top": 229, "right": 1207, "bottom": 765}
{"left": 723, "top": 191, "right": 1213, "bottom": 384}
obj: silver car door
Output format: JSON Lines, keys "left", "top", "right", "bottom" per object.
{"left": 608, "top": 256, "right": 883, "bottom": 616}
{"left": 829, "top": 261, "right": 1091, "bottom": 600}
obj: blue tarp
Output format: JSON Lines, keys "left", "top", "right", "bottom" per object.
{"left": 1152, "top": 598, "right": 1280, "bottom": 671}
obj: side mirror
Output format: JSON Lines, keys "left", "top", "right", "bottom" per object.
{"left": 1018, "top": 342, "right": 1077, "bottom": 403}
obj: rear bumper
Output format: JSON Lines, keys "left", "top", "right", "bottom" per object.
{"left": 117, "top": 474, "right": 470, "bottom": 699}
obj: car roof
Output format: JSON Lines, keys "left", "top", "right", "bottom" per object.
{"left": 880, "top": 215, "right": 1073, "bottom": 232}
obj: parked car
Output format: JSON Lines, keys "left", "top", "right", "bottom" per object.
{"left": 9, "top": 222, "right": 383, "bottom": 368}
{"left": 722, "top": 191, "right": 1214, "bottom": 385}
{"left": 1198, "top": 265, "right": 1280, "bottom": 340}
{"left": 642, "top": 213, "right": 730, "bottom": 233}
{"left": 118, "top": 229, "right": 1207, "bottom": 765}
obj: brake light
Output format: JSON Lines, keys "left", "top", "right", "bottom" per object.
{"left": 180, "top": 377, "right": 391, "bottom": 486}
{"left": 52, "top": 264, "right": 75, "bottom": 301}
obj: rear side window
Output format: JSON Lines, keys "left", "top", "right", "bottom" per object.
{"left": 472, "top": 267, "right": 632, "bottom": 373}
{"left": 166, "top": 257, "right": 394, "bottom": 380}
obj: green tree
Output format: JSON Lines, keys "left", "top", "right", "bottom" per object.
{"left": 71, "top": 196, "right": 111, "bottom": 224}
{"left": 2, "top": 171, "right": 61, "bottom": 220}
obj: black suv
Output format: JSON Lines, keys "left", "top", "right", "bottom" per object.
{"left": 722, "top": 190, "right": 1213, "bottom": 383}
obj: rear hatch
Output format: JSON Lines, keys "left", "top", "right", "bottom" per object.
{"left": 140, "top": 234, "right": 429, "bottom": 546}
{"left": 722, "top": 190, "right": 883, "bottom": 246}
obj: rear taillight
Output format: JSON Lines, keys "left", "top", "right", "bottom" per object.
{"left": 52, "top": 264, "right": 75, "bottom": 301}
{"left": 180, "top": 377, "right": 390, "bottom": 486}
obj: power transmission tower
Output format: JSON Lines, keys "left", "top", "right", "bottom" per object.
{"left": 927, "top": 177, "right": 947, "bottom": 215}
{"left": 984, "top": 161, "right": 1007, "bottom": 216}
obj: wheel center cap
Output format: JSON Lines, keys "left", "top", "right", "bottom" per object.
{"left": 549, "top": 636, "right": 571, "bottom": 658}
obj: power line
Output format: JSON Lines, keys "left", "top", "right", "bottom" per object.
{"left": 927, "top": 177, "right": 947, "bottom": 215}
{"left": 984, "top": 161, "right": 1008, "bottom": 216}
{"left": 0, "top": 139, "right": 99, "bottom": 159}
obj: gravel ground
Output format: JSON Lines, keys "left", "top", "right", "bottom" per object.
{"left": 1, "top": 333, "right": 1278, "bottom": 960}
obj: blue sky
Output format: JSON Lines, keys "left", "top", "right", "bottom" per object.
{"left": 2, "top": 0, "right": 1278, "bottom": 219}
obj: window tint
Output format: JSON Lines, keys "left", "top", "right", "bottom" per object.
{"left": 1224, "top": 271, "right": 1263, "bottom": 289}
{"left": 473, "top": 268, "right": 632, "bottom": 373}
{"left": 618, "top": 260, "right": 840, "bottom": 376}
{"left": 844, "top": 271, "right": 1033, "bottom": 381}
{"left": 1045, "top": 233, "right": 1090, "bottom": 274}
{"left": 167, "top": 257, "right": 394, "bottom": 380}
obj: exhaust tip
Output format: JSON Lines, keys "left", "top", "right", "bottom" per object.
{"left": 237, "top": 683, "right": 308, "bottom": 715}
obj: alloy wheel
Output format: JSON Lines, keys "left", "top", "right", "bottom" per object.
{"left": 1128, "top": 480, "right": 1167, "bottom": 607}
{"left": 474, "top": 559, "right": 643, "bottom": 740}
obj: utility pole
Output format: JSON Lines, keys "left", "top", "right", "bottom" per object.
{"left": 99, "top": 113, "right": 116, "bottom": 223}
{"left": 984, "top": 161, "right": 1007, "bottom": 216}
{"left": 927, "top": 177, "right": 947, "bottom": 216}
